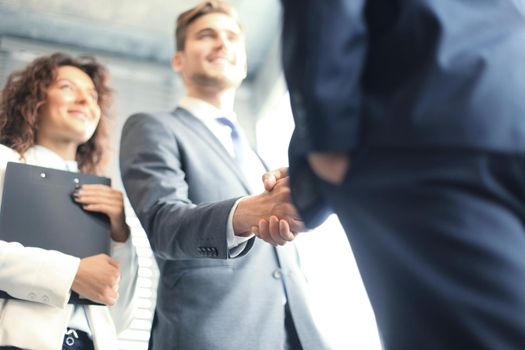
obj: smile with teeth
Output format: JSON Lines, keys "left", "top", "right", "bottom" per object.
{"left": 209, "top": 56, "right": 233, "bottom": 64}
{"left": 69, "top": 110, "right": 88, "bottom": 120}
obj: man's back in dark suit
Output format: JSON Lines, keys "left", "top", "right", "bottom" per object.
{"left": 281, "top": 0, "right": 525, "bottom": 348}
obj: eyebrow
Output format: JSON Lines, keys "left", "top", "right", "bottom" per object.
{"left": 195, "top": 26, "right": 241, "bottom": 36}
{"left": 55, "top": 78, "right": 96, "bottom": 91}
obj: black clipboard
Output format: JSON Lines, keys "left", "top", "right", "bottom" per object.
{"left": 0, "top": 162, "right": 111, "bottom": 304}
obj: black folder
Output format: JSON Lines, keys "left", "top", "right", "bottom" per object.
{"left": 0, "top": 162, "right": 111, "bottom": 304}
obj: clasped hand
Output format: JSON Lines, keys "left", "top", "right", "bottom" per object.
{"left": 253, "top": 167, "right": 306, "bottom": 246}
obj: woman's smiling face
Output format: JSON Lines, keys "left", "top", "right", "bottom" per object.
{"left": 37, "top": 65, "right": 101, "bottom": 146}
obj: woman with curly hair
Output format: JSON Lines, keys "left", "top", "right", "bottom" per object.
{"left": 0, "top": 52, "right": 138, "bottom": 350}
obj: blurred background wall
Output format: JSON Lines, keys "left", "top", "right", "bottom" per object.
{"left": 0, "top": 1, "right": 380, "bottom": 348}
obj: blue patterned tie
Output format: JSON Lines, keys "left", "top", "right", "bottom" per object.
{"left": 216, "top": 117, "right": 246, "bottom": 169}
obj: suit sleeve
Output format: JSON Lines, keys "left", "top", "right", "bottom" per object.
{"left": 119, "top": 113, "right": 253, "bottom": 260}
{"left": 281, "top": 0, "right": 368, "bottom": 154}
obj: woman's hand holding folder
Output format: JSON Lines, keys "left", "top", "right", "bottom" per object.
{"left": 72, "top": 184, "right": 130, "bottom": 305}
{"left": 72, "top": 253, "right": 120, "bottom": 305}
{"left": 71, "top": 184, "right": 130, "bottom": 305}
{"left": 73, "top": 184, "right": 131, "bottom": 243}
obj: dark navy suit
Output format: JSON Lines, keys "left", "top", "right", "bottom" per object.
{"left": 281, "top": 0, "right": 525, "bottom": 349}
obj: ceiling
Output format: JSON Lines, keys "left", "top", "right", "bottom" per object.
{"left": 0, "top": 0, "right": 282, "bottom": 80}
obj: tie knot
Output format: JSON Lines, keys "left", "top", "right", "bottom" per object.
{"left": 215, "top": 117, "right": 240, "bottom": 138}
{"left": 215, "top": 116, "right": 246, "bottom": 168}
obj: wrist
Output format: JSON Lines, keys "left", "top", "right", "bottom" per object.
{"left": 233, "top": 195, "right": 265, "bottom": 236}
{"left": 111, "top": 223, "right": 130, "bottom": 243}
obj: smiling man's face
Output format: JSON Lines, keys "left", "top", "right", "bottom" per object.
{"left": 172, "top": 12, "right": 247, "bottom": 92}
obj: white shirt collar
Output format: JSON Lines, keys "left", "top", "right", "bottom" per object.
{"left": 179, "top": 96, "right": 238, "bottom": 124}
{"left": 30, "top": 145, "right": 79, "bottom": 172}
{"left": 177, "top": 96, "right": 266, "bottom": 194}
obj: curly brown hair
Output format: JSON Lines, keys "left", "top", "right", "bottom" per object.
{"left": 0, "top": 52, "right": 113, "bottom": 175}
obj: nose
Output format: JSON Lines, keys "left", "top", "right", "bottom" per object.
{"left": 75, "top": 88, "right": 90, "bottom": 105}
{"left": 215, "top": 33, "right": 232, "bottom": 51}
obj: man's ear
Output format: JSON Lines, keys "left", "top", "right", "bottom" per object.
{"left": 171, "top": 52, "right": 183, "bottom": 73}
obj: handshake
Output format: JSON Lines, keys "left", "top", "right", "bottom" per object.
{"left": 233, "top": 167, "right": 306, "bottom": 246}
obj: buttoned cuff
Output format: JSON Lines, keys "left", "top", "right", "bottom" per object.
{"left": 226, "top": 197, "right": 254, "bottom": 257}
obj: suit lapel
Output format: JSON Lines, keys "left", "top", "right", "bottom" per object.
{"left": 173, "top": 108, "right": 253, "bottom": 194}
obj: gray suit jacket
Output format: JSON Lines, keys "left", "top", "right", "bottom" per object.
{"left": 120, "top": 108, "right": 329, "bottom": 350}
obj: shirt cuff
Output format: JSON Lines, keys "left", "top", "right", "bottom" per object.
{"left": 110, "top": 234, "right": 131, "bottom": 251}
{"left": 226, "top": 197, "right": 254, "bottom": 250}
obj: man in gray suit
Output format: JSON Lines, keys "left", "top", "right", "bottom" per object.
{"left": 119, "top": 1, "right": 328, "bottom": 349}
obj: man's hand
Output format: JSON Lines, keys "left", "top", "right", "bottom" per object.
{"left": 308, "top": 152, "right": 350, "bottom": 185}
{"left": 72, "top": 254, "right": 120, "bottom": 305}
{"left": 262, "top": 167, "right": 288, "bottom": 192}
{"left": 253, "top": 215, "right": 297, "bottom": 246}
{"left": 233, "top": 175, "right": 304, "bottom": 246}
{"left": 253, "top": 153, "right": 349, "bottom": 245}
{"left": 254, "top": 167, "right": 303, "bottom": 245}
{"left": 236, "top": 168, "right": 305, "bottom": 245}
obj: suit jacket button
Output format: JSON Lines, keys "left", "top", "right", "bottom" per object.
{"left": 272, "top": 269, "right": 282, "bottom": 279}
{"left": 28, "top": 292, "right": 37, "bottom": 300}
{"left": 41, "top": 295, "right": 49, "bottom": 303}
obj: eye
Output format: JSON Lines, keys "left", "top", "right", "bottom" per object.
{"left": 228, "top": 32, "right": 240, "bottom": 42}
{"left": 198, "top": 30, "right": 215, "bottom": 39}
{"left": 59, "top": 82, "right": 74, "bottom": 90}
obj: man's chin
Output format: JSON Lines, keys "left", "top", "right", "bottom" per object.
{"left": 194, "top": 73, "right": 244, "bottom": 89}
